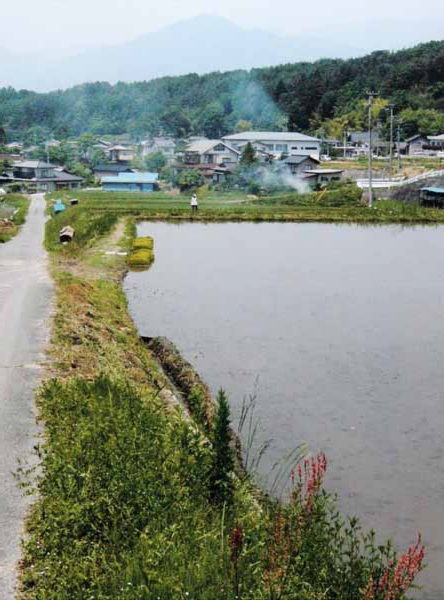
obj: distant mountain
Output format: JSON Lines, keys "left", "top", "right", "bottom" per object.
{"left": 0, "top": 15, "right": 366, "bottom": 91}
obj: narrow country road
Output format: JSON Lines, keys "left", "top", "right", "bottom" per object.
{"left": 0, "top": 194, "right": 53, "bottom": 599}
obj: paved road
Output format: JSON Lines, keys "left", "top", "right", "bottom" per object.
{"left": 0, "top": 195, "right": 52, "bottom": 599}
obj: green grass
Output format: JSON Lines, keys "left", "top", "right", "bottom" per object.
{"left": 0, "top": 195, "right": 30, "bottom": 243}
{"left": 46, "top": 187, "right": 444, "bottom": 224}
{"left": 45, "top": 205, "right": 117, "bottom": 253}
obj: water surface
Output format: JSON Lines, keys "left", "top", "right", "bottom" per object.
{"left": 125, "top": 221, "right": 444, "bottom": 598}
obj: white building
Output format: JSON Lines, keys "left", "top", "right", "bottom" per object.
{"left": 222, "top": 131, "right": 321, "bottom": 160}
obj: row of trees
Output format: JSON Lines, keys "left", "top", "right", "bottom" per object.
{"left": 1, "top": 40, "right": 443, "bottom": 142}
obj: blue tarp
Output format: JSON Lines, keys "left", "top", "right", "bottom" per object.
{"left": 53, "top": 200, "right": 66, "bottom": 213}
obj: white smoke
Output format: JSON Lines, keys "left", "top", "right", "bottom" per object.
{"left": 257, "top": 168, "right": 311, "bottom": 193}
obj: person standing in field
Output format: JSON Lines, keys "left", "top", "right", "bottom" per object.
{"left": 190, "top": 194, "right": 198, "bottom": 212}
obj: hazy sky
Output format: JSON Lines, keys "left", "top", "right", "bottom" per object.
{"left": 2, "top": 0, "right": 443, "bottom": 55}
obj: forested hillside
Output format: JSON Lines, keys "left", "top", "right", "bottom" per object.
{"left": 1, "top": 40, "right": 443, "bottom": 142}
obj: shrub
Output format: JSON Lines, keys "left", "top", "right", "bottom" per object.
{"left": 210, "top": 389, "right": 235, "bottom": 505}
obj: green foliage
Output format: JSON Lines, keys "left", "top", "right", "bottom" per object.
{"left": 21, "top": 376, "right": 214, "bottom": 599}
{"left": 3, "top": 41, "right": 443, "bottom": 140}
{"left": 197, "top": 101, "right": 227, "bottom": 138}
{"left": 187, "top": 385, "right": 208, "bottom": 429}
{"left": 399, "top": 107, "right": 444, "bottom": 137}
{"left": 210, "top": 390, "right": 235, "bottom": 505}
{"left": 235, "top": 119, "right": 253, "bottom": 132}
{"left": 21, "top": 375, "right": 420, "bottom": 599}
{"left": 240, "top": 142, "right": 257, "bottom": 165}
{"left": 0, "top": 194, "right": 29, "bottom": 242}
{"left": 0, "top": 157, "right": 12, "bottom": 172}
{"left": 143, "top": 150, "right": 167, "bottom": 172}
{"left": 177, "top": 168, "right": 204, "bottom": 191}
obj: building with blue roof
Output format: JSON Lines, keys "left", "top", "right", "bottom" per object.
{"left": 101, "top": 172, "right": 159, "bottom": 192}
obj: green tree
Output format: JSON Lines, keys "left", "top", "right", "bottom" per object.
{"left": 399, "top": 108, "right": 444, "bottom": 137}
{"left": 89, "top": 147, "right": 107, "bottom": 167}
{"left": 210, "top": 389, "right": 235, "bottom": 504}
{"left": 77, "top": 133, "right": 98, "bottom": 158}
{"left": 235, "top": 119, "right": 252, "bottom": 133}
{"left": 160, "top": 107, "right": 191, "bottom": 138}
{"left": 53, "top": 124, "right": 70, "bottom": 140}
{"left": 177, "top": 169, "right": 203, "bottom": 191}
{"left": 240, "top": 142, "right": 256, "bottom": 165}
{"left": 0, "top": 158, "right": 12, "bottom": 173}
{"left": 198, "top": 102, "right": 226, "bottom": 138}
{"left": 144, "top": 151, "right": 167, "bottom": 172}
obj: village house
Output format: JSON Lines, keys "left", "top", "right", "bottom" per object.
{"left": 93, "top": 163, "right": 135, "bottom": 179}
{"left": 101, "top": 172, "right": 159, "bottom": 192}
{"left": 10, "top": 160, "right": 83, "bottom": 192}
{"left": 5, "top": 142, "right": 23, "bottom": 152}
{"left": 304, "top": 168, "right": 344, "bottom": 186}
{"left": 406, "top": 134, "right": 430, "bottom": 156}
{"left": 171, "top": 139, "right": 239, "bottom": 184}
{"left": 184, "top": 139, "right": 240, "bottom": 166}
{"left": 141, "top": 137, "right": 176, "bottom": 163}
{"left": 108, "top": 145, "right": 135, "bottom": 163}
{"left": 279, "top": 155, "right": 320, "bottom": 175}
{"left": 222, "top": 131, "right": 321, "bottom": 160}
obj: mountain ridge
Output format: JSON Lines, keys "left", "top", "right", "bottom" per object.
{"left": 0, "top": 15, "right": 369, "bottom": 92}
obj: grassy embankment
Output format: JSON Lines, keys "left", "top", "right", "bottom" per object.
{"left": 19, "top": 199, "right": 425, "bottom": 599}
{"left": 48, "top": 185, "right": 444, "bottom": 224}
{"left": 0, "top": 194, "right": 30, "bottom": 242}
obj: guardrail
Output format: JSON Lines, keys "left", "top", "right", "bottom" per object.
{"left": 357, "top": 170, "right": 444, "bottom": 189}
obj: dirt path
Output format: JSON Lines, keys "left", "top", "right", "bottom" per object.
{"left": 0, "top": 194, "right": 53, "bottom": 599}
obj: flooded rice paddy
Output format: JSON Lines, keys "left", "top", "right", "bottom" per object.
{"left": 124, "top": 221, "right": 444, "bottom": 598}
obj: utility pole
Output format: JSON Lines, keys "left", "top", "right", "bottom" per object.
{"left": 397, "top": 121, "right": 402, "bottom": 172}
{"left": 343, "top": 128, "right": 348, "bottom": 160}
{"left": 387, "top": 104, "right": 395, "bottom": 176}
{"left": 367, "top": 92, "right": 378, "bottom": 208}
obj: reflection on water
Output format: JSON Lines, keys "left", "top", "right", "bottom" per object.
{"left": 124, "top": 221, "right": 444, "bottom": 599}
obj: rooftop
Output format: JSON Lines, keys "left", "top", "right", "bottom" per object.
{"left": 186, "top": 139, "right": 239, "bottom": 154}
{"left": 54, "top": 169, "right": 84, "bottom": 182}
{"left": 108, "top": 145, "right": 134, "bottom": 151}
{"left": 304, "top": 169, "right": 344, "bottom": 175}
{"left": 223, "top": 131, "right": 320, "bottom": 143}
{"left": 13, "top": 160, "right": 54, "bottom": 169}
{"left": 284, "top": 155, "right": 320, "bottom": 164}
{"left": 93, "top": 163, "right": 134, "bottom": 173}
